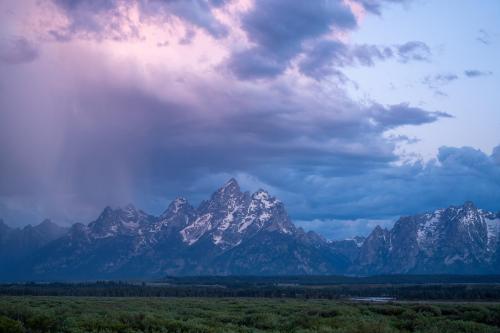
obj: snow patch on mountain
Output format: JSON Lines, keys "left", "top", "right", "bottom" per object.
{"left": 181, "top": 213, "right": 213, "bottom": 245}
{"left": 416, "top": 210, "right": 442, "bottom": 249}
{"left": 171, "top": 198, "right": 188, "bottom": 214}
{"left": 485, "top": 215, "right": 500, "bottom": 250}
{"left": 346, "top": 236, "right": 366, "bottom": 248}
{"left": 173, "top": 181, "right": 293, "bottom": 248}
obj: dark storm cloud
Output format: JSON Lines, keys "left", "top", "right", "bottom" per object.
{"left": 3, "top": 0, "right": 498, "bottom": 243}
{"left": 227, "top": 0, "right": 357, "bottom": 79}
{"left": 49, "top": 0, "right": 228, "bottom": 40}
{"left": 271, "top": 145, "right": 500, "bottom": 225}
{"left": 464, "top": 69, "right": 493, "bottom": 78}
{"left": 241, "top": 0, "right": 356, "bottom": 57}
{"left": 0, "top": 53, "right": 451, "bottom": 225}
{"left": 224, "top": 0, "right": 411, "bottom": 80}
{"left": 0, "top": 36, "right": 39, "bottom": 65}
{"left": 286, "top": 144, "right": 500, "bottom": 239}
{"left": 225, "top": 48, "right": 288, "bottom": 80}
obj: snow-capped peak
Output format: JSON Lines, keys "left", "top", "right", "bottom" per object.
{"left": 177, "top": 179, "right": 295, "bottom": 248}
{"left": 251, "top": 189, "right": 279, "bottom": 209}
{"left": 87, "top": 205, "right": 152, "bottom": 239}
{"left": 123, "top": 204, "right": 138, "bottom": 219}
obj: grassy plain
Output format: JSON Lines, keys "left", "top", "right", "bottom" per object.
{"left": 1, "top": 296, "right": 500, "bottom": 333}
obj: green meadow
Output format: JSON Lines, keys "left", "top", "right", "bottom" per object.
{"left": 1, "top": 296, "right": 500, "bottom": 333}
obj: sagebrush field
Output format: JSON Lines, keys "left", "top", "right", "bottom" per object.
{"left": 1, "top": 296, "right": 500, "bottom": 333}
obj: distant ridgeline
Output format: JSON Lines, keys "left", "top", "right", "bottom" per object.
{"left": 1, "top": 179, "right": 500, "bottom": 281}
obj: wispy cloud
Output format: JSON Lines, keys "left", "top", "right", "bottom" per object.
{"left": 464, "top": 69, "right": 493, "bottom": 78}
{"left": 476, "top": 29, "right": 491, "bottom": 45}
{"left": 299, "top": 40, "right": 431, "bottom": 80}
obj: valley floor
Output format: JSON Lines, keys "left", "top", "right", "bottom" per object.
{"left": 1, "top": 296, "right": 500, "bottom": 332}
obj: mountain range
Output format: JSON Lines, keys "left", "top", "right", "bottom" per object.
{"left": 1, "top": 179, "right": 499, "bottom": 281}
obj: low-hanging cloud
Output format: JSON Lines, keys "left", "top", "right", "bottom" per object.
{"left": 0, "top": 43, "right": 451, "bottom": 226}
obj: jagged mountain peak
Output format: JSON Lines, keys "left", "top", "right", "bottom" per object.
{"left": 38, "top": 218, "right": 55, "bottom": 227}
{"left": 224, "top": 177, "right": 239, "bottom": 189}
{"left": 100, "top": 204, "right": 146, "bottom": 220}
{"left": 353, "top": 202, "right": 500, "bottom": 275}
{"left": 371, "top": 225, "right": 388, "bottom": 235}
{"left": 94, "top": 206, "right": 115, "bottom": 221}
{"left": 123, "top": 203, "right": 138, "bottom": 212}
{"left": 428, "top": 202, "right": 484, "bottom": 232}
{"left": 87, "top": 204, "right": 154, "bottom": 238}
{"left": 70, "top": 222, "right": 88, "bottom": 234}
{"left": 253, "top": 188, "right": 268, "bottom": 196}
{"left": 252, "top": 189, "right": 280, "bottom": 206}
{"left": 162, "top": 197, "right": 192, "bottom": 216}
{"left": 462, "top": 200, "right": 476, "bottom": 209}
{"left": 211, "top": 178, "right": 243, "bottom": 200}
{"left": 250, "top": 189, "right": 279, "bottom": 208}
{"left": 179, "top": 180, "right": 296, "bottom": 248}
{"left": 198, "top": 179, "right": 249, "bottom": 215}
{"left": 173, "top": 196, "right": 188, "bottom": 205}
{"left": 154, "top": 197, "right": 196, "bottom": 234}
{"left": 33, "top": 219, "right": 67, "bottom": 234}
{"left": 4, "top": 187, "right": 500, "bottom": 279}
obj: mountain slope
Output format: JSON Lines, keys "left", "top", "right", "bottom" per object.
{"left": 19, "top": 179, "right": 349, "bottom": 280}
{"left": 353, "top": 202, "right": 500, "bottom": 274}
{"left": 0, "top": 219, "right": 68, "bottom": 279}
{"left": 2, "top": 181, "right": 500, "bottom": 280}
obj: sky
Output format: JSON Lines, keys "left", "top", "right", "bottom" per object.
{"left": 0, "top": 0, "right": 499, "bottom": 240}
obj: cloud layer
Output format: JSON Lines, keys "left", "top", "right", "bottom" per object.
{"left": 0, "top": 0, "right": 499, "bottom": 240}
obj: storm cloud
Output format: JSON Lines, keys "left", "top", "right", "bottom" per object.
{"left": 227, "top": 0, "right": 357, "bottom": 79}
{"left": 0, "top": 0, "right": 499, "bottom": 240}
